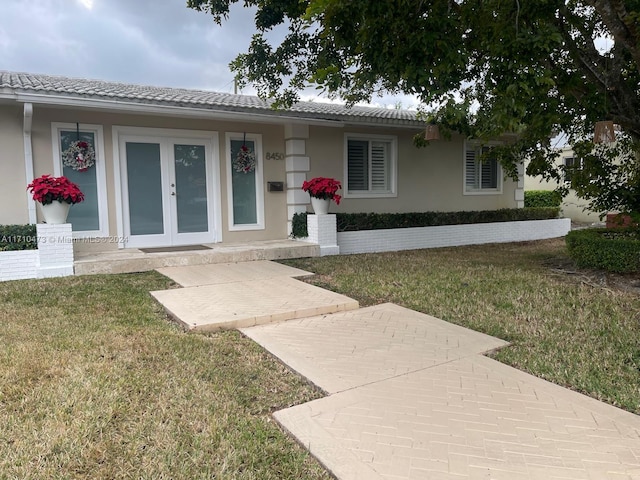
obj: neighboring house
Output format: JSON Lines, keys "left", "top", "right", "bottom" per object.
{"left": 0, "top": 71, "right": 523, "bottom": 254}
{"left": 525, "top": 146, "right": 603, "bottom": 223}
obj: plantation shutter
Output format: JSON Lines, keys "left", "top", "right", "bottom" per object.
{"left": 465, "top": 148, "right": 478, "bottom": 189}
{"left": 347, "top": 140, "right": 368, "bottom": 191}
{"left": 370, "top": 141, "right": 389, "bottom": 191}
{"left": 481, "top": 155, "right": 498, "bottom": 189}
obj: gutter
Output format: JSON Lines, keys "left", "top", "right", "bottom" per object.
{"left": 23, "top": 102, "right": 36, "bottom": 224}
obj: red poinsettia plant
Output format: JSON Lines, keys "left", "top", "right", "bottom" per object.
{"left": 27, "top": 175, "right": 85, "bottom": 205}
{"left": 302, "top": 177, "right": 342, "bottom": 205}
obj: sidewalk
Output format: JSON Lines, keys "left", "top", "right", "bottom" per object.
{"left": 154, "top": 261, "right": 640, "bottom": 480}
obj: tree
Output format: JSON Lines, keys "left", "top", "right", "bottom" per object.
{"left": 188, "top": 0, "right": 640, "bottom": 217}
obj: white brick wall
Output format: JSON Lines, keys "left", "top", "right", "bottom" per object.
{"left": 307, "top": 214, "right": 340, "bottom": 256}
{"left": 36, "top": 224, "right": 74, "bottom": 278}
{"left": 0, "top": 250, "right": 39, "bottom": 281}
{"left": 337, "top": 218, "right": 571, "bottom": 255}
{"left": 0, "top": 224, "right": 75, "bottom": 282}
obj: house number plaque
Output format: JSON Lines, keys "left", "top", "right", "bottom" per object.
{"left": 265, "top": 152, "right": 285, "bottom": 161}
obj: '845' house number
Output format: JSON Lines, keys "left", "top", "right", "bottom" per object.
{"left": 265, "top": 152, "right": 285, "bottom": 161}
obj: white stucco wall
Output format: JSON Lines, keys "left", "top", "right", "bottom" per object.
{"left": 525, "top": 147, "right": 603, "bottom": 223}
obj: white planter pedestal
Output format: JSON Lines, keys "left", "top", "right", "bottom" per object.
{"left": 307, "top": 214, "right": 339, "bottom": 256}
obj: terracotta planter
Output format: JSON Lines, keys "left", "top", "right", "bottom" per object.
{"left": 606, "top": 213, "right": 638, "bottom": 229}
{"left": 40, "top": 201, "right": 71, "bottom": 224}
{"left": 310, "top": 197, "right": 331, "bottom": 215}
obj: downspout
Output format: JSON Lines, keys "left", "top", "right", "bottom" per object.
{"left": 23, "top": 103, "right": 37, "bottom": 224}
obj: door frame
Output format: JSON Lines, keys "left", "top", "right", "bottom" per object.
{"left": 113, "top": 126, "right": 221, "bottom": 249}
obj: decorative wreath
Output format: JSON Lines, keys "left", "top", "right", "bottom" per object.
{"left": 62, "top": 140, "right": 96, "bottom": 172}
{"left": 233, "top": 144, "right": 256, "bottom": 174}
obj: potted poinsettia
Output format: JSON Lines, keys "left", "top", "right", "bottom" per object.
{"left": 27, "top": 174, "right": 84, "bottom": 224}
{"left": 302, "top": 177, "right": 342, "bottom": 214}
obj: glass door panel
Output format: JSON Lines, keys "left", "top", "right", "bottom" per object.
{"left": 60, "top": 130, "right": 99, "bottom": 231}
{"left": 126, "top": 142, "right": 165, "bottom": 236}
{"left": 174, "top": 144, "right": 208, "bottom": 234}
{"left": 230, "top": 139, "right": 257, "bottom": 225}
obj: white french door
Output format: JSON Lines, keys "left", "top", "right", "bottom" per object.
{"left": 119, "top": 133, "right": 218, "bottom": 248}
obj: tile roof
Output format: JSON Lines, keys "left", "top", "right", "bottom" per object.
{"left": 0, "top": 71, "right": 423, "bottom": 127}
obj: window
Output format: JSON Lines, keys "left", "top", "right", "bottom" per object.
{"left": 344, "top": 134, "right": 397, "bottom": 197}
{"left": 564, "top": 156, "right": 582, "bottom": 183}
{"left": 464, "top": 142, "right": 501, "bottom": 194}
{"left": 52, "top": 123, "right": 108, "bottom": 237}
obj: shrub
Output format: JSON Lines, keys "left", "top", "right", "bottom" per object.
{"left": 290, "top": 208, "right": 560, "bottom": 238}
{"left": 525, "top": 190, "right": 562, "bottom": 208}
{"left": 291, "top": 212, "right": 308, "bottom": 239}
{"left": 565, "top": 228, "right": 640, "bottom": 273}
{"left": 336, "top": 208, "right": 559, "bottom": 232}
{"left": 0, "top": 224, "right": 37, "bottom": 251}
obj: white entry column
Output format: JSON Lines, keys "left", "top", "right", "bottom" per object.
{"left": 284, "top": 124, "right": 310, "bottom": 235}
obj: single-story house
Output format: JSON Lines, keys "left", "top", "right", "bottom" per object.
{"left": 525, "top": 146, "right": 602, "bottom": 224}
{"left": 0, "top": 71, "right": 524, "bottom": 255}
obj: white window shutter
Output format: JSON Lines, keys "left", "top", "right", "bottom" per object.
{"left": 370, "top": 141, "right": 389, "bottom": 191}
{"left": 481, "top": 157, "right": 498, "bottom": 189}
{"left": 347, "top": 140, "right": 368, "bottom": 191}
{"left": 465, "top": 148, "right": 478, "bottom": 189}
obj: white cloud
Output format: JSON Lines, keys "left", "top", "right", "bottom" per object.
{"left": 0, "top": 0, "right": 419, "bottom": 107}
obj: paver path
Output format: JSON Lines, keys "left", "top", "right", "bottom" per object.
{"left": 152, "top": 261, "right": 358, "bottom": 332}
{"left": 242, "top": 304, "right": 640, "bottom": 480}
{"left": 153, "top": 261, "right": 640, "bottom": 479}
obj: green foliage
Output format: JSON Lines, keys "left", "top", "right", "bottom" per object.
{"left": 567, "top": 138, "right": 640, "bottom": 216}
{"left": 524, "top": 190, "right": 562, "bottom": 208}
{"left": 290, "top": 208, "right": 559, "bottom": 238}
{"left": 0, "top": 225, "right": 37, "bottom": 251}
{"left": 336, "top": 208, "right": 559, "bottom": 232}
{"left": 291, "top": 212, "right": 308, "bottom": 238}
{"left": 189, "top": 0, "right": 640, "bottom": 216}
{"left": 565, "top": 228, "right": 640, "bottom": 273}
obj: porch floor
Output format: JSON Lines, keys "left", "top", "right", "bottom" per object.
{"left": 73, "top": 239, "right": 319, "bottom": 275}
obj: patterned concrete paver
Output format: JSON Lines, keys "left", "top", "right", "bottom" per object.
{"left": 152, "top": 262, "right": 640, "bottom": 479}
{"left": 241, "top": 303, "right": 508, "bottom": 393}
{"left": 151, "top": 262, "right": 357, "bottom": 332}
{"left": 157, "top": 260, "right": 312, "bottom": 287}
{"left": 242, "top": 305, "right": 640, "bottom": 480}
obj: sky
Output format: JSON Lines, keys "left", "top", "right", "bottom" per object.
{"left": 0, "top": 0, "right": 419, "bottom": 109}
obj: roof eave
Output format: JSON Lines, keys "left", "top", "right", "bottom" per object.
{"left": 0, "top": 89, "right": 425, "bottom": 129}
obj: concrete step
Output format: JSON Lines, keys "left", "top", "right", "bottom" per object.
{"left": 73, "top": 240, "right": 319, "bottom": 275}
{"left": 152, "top": 276, "right": 358, "bottom": 332}
{"left": 150, "top": 260, "right": 358, "bottom": 333}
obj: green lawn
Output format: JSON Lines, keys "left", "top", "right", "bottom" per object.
{"left": 1, "top": 239, "right": 638, "bottom": 478}
{"left": 0, "top": 273, "right": 331, "bottom": 479}
{"left": 283, "top": 238, "right": 640, "bottom": 414}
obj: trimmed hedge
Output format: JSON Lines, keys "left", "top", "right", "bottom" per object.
{"left": 291, "top": 212, "right": 309, "bottom": 239}
{"left": 0, "top": 224, "right": 37, "bottom": 251}
{"left": 525, "top": 190, "right": 562, "bottom": 208}
{"left": 565, "top": 228, "right": 640, "bottom": 273}
{"left": 291, "top": 207, "right": 560, "bottom": 238}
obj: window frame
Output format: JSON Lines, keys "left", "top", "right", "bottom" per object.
{"left": 463, "top": 140, "right": 503, "bottom": 195}
{"left": 563, "top": 155, "right": 582, "bottom": 183}
{"left": 343, "top": 133, "right": 398, "bottom": 199}
{"left": 225, "top": 132, "right": 265, "bottom": 231}
{"left": 51, "top": 122, "right": 108, "bottom": 238}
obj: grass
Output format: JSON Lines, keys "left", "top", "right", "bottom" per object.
{"left": 0, "top": 273, "right": 331, "bottom": 479}
{"left": 2, "top": 239, "right": 639, "bottom": 478}
{"left": 282, "top": 239, "right": 640, "bottom": 414}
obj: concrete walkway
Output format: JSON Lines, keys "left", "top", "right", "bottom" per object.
{"left": 153, "top": 261, "right": 640, "bottom": 480}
